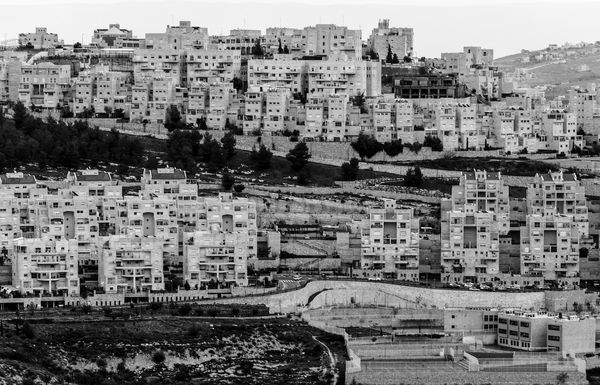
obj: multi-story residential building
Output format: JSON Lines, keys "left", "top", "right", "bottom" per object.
{"left": 183, "top": 229, "right": 250, "bottom": 287}
{"left": 18, "top": 27, "right": 63, "bottom": 49}
{"left": 132, "top": 49, "right": 184, "bottom": 85}
{"left": 520, "top": 212, "right": 581, "bottom": 286}
{"left": 141, "top": 167, "right": 196, "bottom": 197}
{"left": 498, "top": 310, "right": 595, "bottom": 354}
{"left": 391, "top": 71, "right": 467, "bottom": 99}
{"left": 18, "top": 62, "right": 71, "bottom": 109}
{"left": 541, "top": 109, "right": 582, "bottom": 154}
{"left": 98, "top": 235, "right": 165, "bottom": 293}
{"left": 247, "top": 57, "right": 307, "bottom": 94}
{"left": 441, "top": 205, "right": 500, "bottom": 283}
{"left": 144, "top": 20, "right": 209, "bottom": 50}
{"left": 242, "top": 88, "right": 263, "bottom": 134}
{"left": 207, "top": 81, "right": 235, "bottom": 129}
{"left": 368, "top": 19, "right": 414, "bottom": 60}
{"left": 527, "top": 171, "right": 589, "bottom": 237}
{"left": 0, "top": 172, "right": 38, "bottom": 198}
{"left": 264, "top": 27, "right": 303, "bottom": 55}
{"left": 0, "top": 55, "right": 23, "bottom": 103}
{"left": 185, "top": 49, "right": 242, "bottom": 84}
{"left": 302, "top": 24, "right": 362, "bottom": 59}
{"left": 210, "top": 29, "right": 262, "bottom": 56}
{"left": 360, "top": 199, "right": 419, "bottom": 281}
{"left": 198, "top": 192, "right": 257, "bottom": 259}
{"left": 456, "top": 103, "right": 479, "bottom": 150}
{"left": 308, "top": 58, "right": 381, "bottom": 97}
{"left": 185, "top": 81, "right": 209, "bottom": 125}
{"left": 92, "top": 24, "right": 135, "bottom": 48}
{"left": 263, "top": 88, "right": 290, "bottom": 134}
{"left": 441, "top": 46, "right": 493, "bottom": 75}
{"left": 569, "top": 87, "right": 597, "bottom": 133}
{"left": 449, "top": 170, "right": 511, "bottom": 235}
{"left": 12, "top": 238, "right": 79, "bottom": 295}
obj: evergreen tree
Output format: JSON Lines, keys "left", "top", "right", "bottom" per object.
{"left": 221, "top": 131, "right": 236, "bottom": 160}
{"left": 286, "top": 142, "right": 311, "bottom": 172}
{"left": 386, "top": 44, "right": 393, "bottom": 64}
{"left": 251, "top": 39, "right": 264, "bottom": 57}
{"left": 13, "top": 102, "right": 27, "bottom": 129}
{"left": 392, "top": 53, "right": 400, "bottom": 64}
{"left": 341, "top": 157, "right": 360, "bottom": 181}
{"left": 164, "top": 105, "right": 184, "bottom": 132}
{"left": 404, "top": 166, "right": 423, "bottom": 188}
{"left": 250, "top": 144, "right": 273, "bottom": 170}
{"left": 221, "top": 173, "right": 235, "bottom": 190}
{"left": 278, "top": 39, "right": 284, "bottom": 54}
{"left": 283, "top": 45, "right": 289, "bottom": 54}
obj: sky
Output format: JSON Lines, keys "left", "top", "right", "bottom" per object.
{"left": 0, "top": 0, "right": 599, "bottom": 58}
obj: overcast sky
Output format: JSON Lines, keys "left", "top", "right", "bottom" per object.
{"left": 1, "top": 0, "right": 599, "bottom": 58}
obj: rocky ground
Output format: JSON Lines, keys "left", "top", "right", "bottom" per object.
{"left": 0, "top": 316, "right": 347, "bottom": 385}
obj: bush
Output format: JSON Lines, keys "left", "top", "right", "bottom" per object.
{"left": 22, "top": 322, "right": 35, "bottom": 339}
{"left": 178, "top": 303, "right": 192, "bottom": 316}
{"left": 383, "top": 140, "right": 403, "bottom": 157}
{"left": 233, "top": 183, "right": 245, "bottom": 193}
{"left": 351, "top": 133, "right": 383, "bottom": 159}
{"left": 423, "top": 136, "right": 443, "bottom": 151}
{"left": 152, "top": 350, "right": 166, "bottom": 365}
{"left": 341, "top": 158, "right": 360, "bottom": 181}
{"left": 404, "top": 166, "right": 423, "bottom": 188}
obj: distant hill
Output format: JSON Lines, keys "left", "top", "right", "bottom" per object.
{"left": 495, "top": 44, "right": 600, "bottom": 98}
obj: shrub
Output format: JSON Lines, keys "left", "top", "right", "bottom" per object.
{"left": 152, "top": 350, "right": 166, "bottom": 365}
{"left": 178, "top": 303, "right": 192, "bottom": 316}
{"left": 22, "top": 322, "right": 35, "bottom": 339}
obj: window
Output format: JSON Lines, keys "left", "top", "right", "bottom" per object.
{"left": 548, "top": 335, "right": 560, "bottom": 341}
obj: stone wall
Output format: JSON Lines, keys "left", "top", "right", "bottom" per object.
{"left": 199, "top": 280, "right": 547, "bottom": 314}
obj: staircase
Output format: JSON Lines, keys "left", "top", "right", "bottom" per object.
{"left": 456, "top": 359, "right": 470, "bottom": 371}
{"left": 295, "top": 240, "right": 330, "bottom": 255}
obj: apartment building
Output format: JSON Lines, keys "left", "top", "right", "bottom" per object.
{"left": 498, "top": 310, "right": 595, "bottom": 354}
{"left": 307, "top": 58, "right": 381, "bottom": 97}
{"left": 185, "top": 49, "right": 242, "bottom": 84}
{"left": 98, "top": 235, "right": 165, "bottom": 293}
{"left": 264, "top": 28, "right": 303, "bottom": 56}
{"left": 360, "top": 199, "right": 420, "bottom": 281}
{"left": 368, "top": 19, "right": 414, "bottom": 59}
{"left": 18, "top": 62, "right": 71, "bottom": 109}
{"left": 455, "top": 103, "right": 480, "bottom": 150}
{"left": 521, "top": 211, "right": 582, "bottom": 286}
{"left": 527, "top": 171, "right": 589, "bottom": 237}
{"left": 441, "top": 46, "right": 493, "bottom": 75}
{"left": 247, "top": 58, "right": 307, "bottom": 94}
{"left": 207, "top": 82, "right": 235, "bottom": 129}
{"left": 541, "top": 109, "right": 582, "bottom": 154}
{"left": 12, "top": 238, "right": 79, "bottom": 295}
{"left": 263, "top": 88, "right": 290, "bottom": 134}
{"left": 0, "top": 191, "right": 23, "bottom": 252}
{"left": 183, "top": 229, "right": 250, "bottom": 287}
{"left": 132, "top": 49, "right": 184, "bottom": 85}
{"left": 242, "top": 88, "right": 263, "bottom": 134}
{"left": 569, "top": 87, "right": 597, "bottom": 133}
{"left": 92, "top": 24, "right": 135, "bottom": 48}
{"left": 450, "top": 170, "right": 510, "bottom": 235}
{"left": 0, "top": 55, "right": 22, "bottom": 103}
{"left": 140, "top": 167, "right": 198, "bottom": 201}
{"left": 185, "top": 81, "right": 209, "bottom": 125}
{"left": 302, "top": 24, "right": 362, "bottom": 59}
{"left": 18, "top": 27, "right": 63, "bottom": 49}
{"left": 0, "top": 172, "right": 38, "bottom": 198}
{"left": 144, "top": 20, "right": 209, "bottom": 50}
{"left": 210, "top": 29, "right": 262, "bottom": 56}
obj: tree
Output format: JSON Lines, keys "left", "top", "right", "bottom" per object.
{"left": 556, "top": 372, "right": 568, "bottom": 385}
{"left": 164, "top": 105, "right": 184, "bottom": 132}
{"left": 22, "top": 322, "right": 35, "bottom": 339}
{"left": 283, "top": 45, "right": 290, "bottom": 54}
{"left": 278, "top": 39, "right": 284, "bottom": 54}
{"left": 404, "top": 166, "right": 423, "bottom": 188}
{"left": 152, "top": 350, "right": 166, "bottom": 365}
{"left": 351, "top": 133, "right": 383, "bottom": 159}
{"left": 341, "top": 157, "right": 360, "bottom": 181}
{"left": 383, "top": 140, "right": 403, "bottom": 157}
{"left": 13, "top": 101, "right": 27, "bottom": 129}
{"left": 385, "top": 44, "right": 393, "bottom": 64}
{"left": 221, "top": 131, "right": 236, "bottom": 160}
{"left": 403, "top": 55, "right": 412, "bottom": 63}
{"left": 423, "top": 136, "right": 443, "bottom": 151}
{"left": 196, "top": 117, "right": 208, "bottom": 130}
{"left": 392, "top": 53, "right": 400, "bottom": 64}
{"left": 222, "top": 173, "right": 235, "bottom": 191}
{"left": 233, "top": 77, "right": 244, "bottom": 92}
{"left": 233, "top": 184, "right": 245, "bottom": 193}
{"left": 73, "top": 42, "right": 82, "bottom": 49}
{"left": 250, "top": 144, "right": 273, "bottom": 170}
{"left": 286, "top": 142, "right": 311, "bottom": 172}
{"left": 251, "top": 39, "right": 264, "bottom": 57}
{"left": 353, "top": 92, "right": 367, "bottom": 113}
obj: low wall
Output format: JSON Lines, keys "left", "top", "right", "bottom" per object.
{"left": 199, "top": 280, "right": 547, "bottom": 314}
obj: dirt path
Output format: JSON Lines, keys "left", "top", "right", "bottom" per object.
{"left": 312, "top": 335, "right": 338, "bottom": 385}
